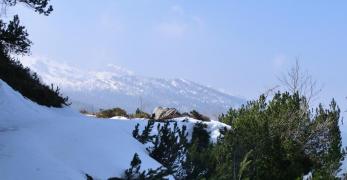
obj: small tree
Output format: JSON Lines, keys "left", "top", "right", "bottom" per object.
{"left": 124, "top": 153, "right": 142, "bottom": 180}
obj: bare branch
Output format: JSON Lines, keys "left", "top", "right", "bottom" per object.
{"left": 278, "top": 58, "right": 322, "bottom": 105}
{"left": 262, "top": 85, "right": 280, "bottom": 98}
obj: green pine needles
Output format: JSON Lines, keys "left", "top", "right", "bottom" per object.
{"left": 129, "top": 92, "right": 345, "bottom": 180}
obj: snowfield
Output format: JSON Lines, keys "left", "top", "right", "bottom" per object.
{"left": 0, "top": 80, "right": 228, "bottom": 180}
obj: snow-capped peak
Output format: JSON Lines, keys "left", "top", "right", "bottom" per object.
{"left": 21, "top": 56, "right": 245, "bottom": 118}
{"left": 106, "top": 64, "right": 134, "bottom": 76}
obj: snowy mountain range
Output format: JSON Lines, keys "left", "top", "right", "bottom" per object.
{"left": 21, "top": 57, "right": 245, "bottom": 117}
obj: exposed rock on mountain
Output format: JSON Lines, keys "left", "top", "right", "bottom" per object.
{"left": 153, "top": 107, "right": 181, "bottom": 120}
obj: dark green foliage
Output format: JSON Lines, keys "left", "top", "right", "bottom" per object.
{"left": 218, "top": 108, "right": 239, "bottom": 126}
{"left": 147, "top": 122, "right": 187, "bottom": 174}
{"left": 139, "top": 166, "right": 169, "bottom": 180}
{"left": 108, "top": 178, "right": 123, "bottom": 180}
{"left": 129, "top": 92, "right": 345, "bottom": 179}
{"left": 132, "top": 123, "right": 140, "bottom": 139}
{"left": 124, "top": 153, "right": 142, "bottom": 180}
{"left": 130, "top": 108, "right": 151, "bottom": 119}
{"left": 189, "top": 110, "right": 210, "bottom": 121}
{"left": 135, "top": 120, "right": 154, "bottom": 144}
{"left": 0, "top": 51, "right": 69, "bottom": 107}
{"left": 85, "top": 174, "right": 94, "bottom": 180}
{"left": 177, "top": 125, "right": 189, "bottom": 150}
{"left": 308, "top": 100, "right": 346, "bottom": 179}
{"left": 180, "top": 122, "right": 214, "bottom": 179}
{"left": 215, "top": 94, "right": 302, "bottom": 179}
{"left": 107, "top": 153, "right": 169, "bottom": 180}
{"left": 216, "top": 92, "right": 345, "bottom": 179}
{"left": 96, "top": 107, "right": 128, "bottom": 118}
{"left": 2, "top": 0, "right": 53, "bottom": 15}
{"left": 0, "top": 15, "right": 31, "bottom": 55}
{"left": 132, "top": 121, "right": 192, "bottom": 179}
{"left": 0, "top": 1, "right": 68, "bottom": 107}
{"left": 191, "top": 122, "right": 210, "bottom": 150}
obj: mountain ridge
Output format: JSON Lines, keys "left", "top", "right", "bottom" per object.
{"left": 21, "top": 57, "right": 245, "bottom": 117}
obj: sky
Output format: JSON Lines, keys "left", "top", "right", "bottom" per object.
{"left": 4, "top": 1, "right": 347, "bottom": 110}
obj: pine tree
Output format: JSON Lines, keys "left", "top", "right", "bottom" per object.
{"left": 138, "top": 120, "right": 155, "bottom": 144}
{"left": 0, "top": 15, "right": 31, "bottom": 55}
{"left": 191, "top": 122, "right": 210, "bottom": 149}
{"left": 0, "top": 0, "right": 69, "bottom": 107}
{"left": 216, "top": 92, "right": 345, "bottom": 179}
{"left": 129, "top": 92, "right": 345, "bottom": 179}
{"left": 146, "top": 121, "right": 189, "bottom": 176}
{"left": 124, "top": 153, "right": 142, "bottom": 180}
{"left": 308, "top": 100, "right": 346, "bottom": 179}
{"left": 110, "top": 153, "right": 169, "bottom": 180}
{"left": 181, "top": 122, "right": 213, "bottom": 179}
{"left": 132, "top": 123, "right": 140, "bottom": 139}
{"left": 1, "top": 0, "right": 53, "bottom": 15}
{"left": 148, "top": 122, "right": 176, "bottom": 172}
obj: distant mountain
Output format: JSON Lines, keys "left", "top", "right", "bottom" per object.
{"left": 22, "top": 57, "right": 245, "bottom": 118}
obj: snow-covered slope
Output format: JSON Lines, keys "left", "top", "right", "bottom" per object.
{"left": 0, "top": 79, "right": 162, "bottom": 179}
{"left": 21, "top": 57, "right": 245, "bottom": 117}
{"left": 0, "top": 79, "right": 228, "bottom": 180}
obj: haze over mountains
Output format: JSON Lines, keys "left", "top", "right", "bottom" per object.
{"left": 21, "top": 57, "right": 244, "bottom": 117}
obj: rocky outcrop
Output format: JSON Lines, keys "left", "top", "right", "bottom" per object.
{"left": 153, "top": 107, "right": 181, "bottom": 120}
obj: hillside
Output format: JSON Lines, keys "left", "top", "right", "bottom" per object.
{"left": 0, "top": 79, "right": 227, "bottom": 179}
{"left": 21, "top": 57, "right": 244, "bottom": 117}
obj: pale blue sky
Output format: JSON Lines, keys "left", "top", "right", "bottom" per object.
{"left": 8, "top": 1, "right": 347, "bottom": 110}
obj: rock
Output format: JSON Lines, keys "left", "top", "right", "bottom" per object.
{"left": 153, "top": 107, "right": 181, "bottom": 120}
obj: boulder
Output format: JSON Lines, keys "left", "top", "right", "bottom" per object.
{"left": 153, "top": 107, "right": 181, "bottom": 120}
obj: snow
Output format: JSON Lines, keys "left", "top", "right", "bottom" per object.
{"left": 0, "top": 79, "right": 229, "bottom": 180}
{"left": 303, "top": 172, "right": 312, "bottom": 180}
{"left": 125, "top": 117, "right": 229, "bottom": 144}
{"left": 21, "top": 56, "right": 245, "bottom": 118}
{"left": 0, "top": 80, "right": 161, "bottom": 180}
{"left": 110, "top": 116, "right": 129, "bottom": 120}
